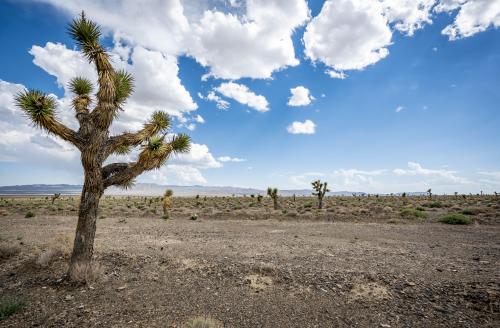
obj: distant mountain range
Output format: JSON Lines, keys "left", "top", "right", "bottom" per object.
{"left": 0, "top": 183, "right": 379, "bottom": 196}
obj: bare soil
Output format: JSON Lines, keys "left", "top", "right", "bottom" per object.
{"left": 0, "top": 196, "right": 499, "bottom": 327}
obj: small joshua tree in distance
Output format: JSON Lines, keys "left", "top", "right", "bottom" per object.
{"left": 162, "top": 189, "right": 173, "bottom": 219}
{"left": 312, "top": 180, "right": 329, "bottom": 209}
{"left": 267, "top": 187, "right": 279, "bottom": 210}
{"left": 51, "top": 193, "right": 61, "bottom": 204}
{"left": 427, "top": 188, "right": 432, "bottom": 199}
{"left": 15, "top": 13, "right": 191, "bottom": 280}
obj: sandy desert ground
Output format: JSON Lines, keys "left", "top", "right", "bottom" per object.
{"left": 0, "top": 195, "right": 499, "bottom": 327}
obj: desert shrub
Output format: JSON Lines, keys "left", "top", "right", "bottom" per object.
{"left": 24, "top": 211, "right": 35, "bottom": 218}
{"left": 461, "top": 208, "right": 481, "bottom": 215}
{"left": 185, "top": 316, "right": 223, "bottom": 328}
{"left": 0, "top": 244, "right": 21, "bottom": 259}
{"left": 190, "top": 214, "right": 198, "bottom": 221}
{"left": 36, "top": 249, "right": 58, "bottom": 267}
{"left": 439, "top": 213, "right": 471, "bottom": 225}
{"left": 303, "top": 201, "right": 314, "bottom": 209}
{"left": 0, "top": 296, "right": 25, "bottom": 320}
{"left": 416, "top": 206, "right": 426, "bottom": 211}
{"left": 162, "top": 214, "right": 169, "bottom": 220}
{"left": 425, "top": 201, "right": 443, "bottom": 208}
{"left": 400, "top": 208, "right": 427, "bottom": 219}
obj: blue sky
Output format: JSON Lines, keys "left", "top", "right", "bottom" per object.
{"left": 0, "top": 0, "right": 499, "bottom": 193}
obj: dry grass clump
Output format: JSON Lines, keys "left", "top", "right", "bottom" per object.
{"left": 0, "top": 244, "right": 21, "bottom": 260}
{"left": 69, "top": 261, "right": 105, "bottom": 283}
{"left": 35, "top": 249, "right": 58, "bottom": 267}
{"left": 185, "top": 316, "right": 223, "bottom": 328}
{"left": 35, "top": 233, "right": 74, "bottom": 268}
{"left": 48, "top": 233, "right": 73, "bottom": 256}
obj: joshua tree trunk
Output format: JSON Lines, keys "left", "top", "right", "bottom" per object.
{"left": 318, "top": 196, "right": 323, "bottom": 209}
{"left": 69, "top": 164, "right": 103, "bottom": 277}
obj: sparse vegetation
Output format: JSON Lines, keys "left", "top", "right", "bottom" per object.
{"left": 0, "top": 296, "right": 25, "bottom": 321}
{"left": 0, "top": 244, "right": 21, "bottom": 259}
{"left": 440, "top": 213, "right": 472, "bottom": 225}
{"left": 0, "top": 193, "right": 497, "bottom": 326}
{"left": 400, "top": 208, "right": 427, "bottom": 219}
{"left": 185, "top": 316, "right": 223, "bottom": 328}
{"left": 24, "top": 211, "right": 35, "bottom": 218}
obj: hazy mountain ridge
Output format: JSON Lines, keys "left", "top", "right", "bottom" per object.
{"left": 0, "top": 183, "right": 429, "bottom": 196}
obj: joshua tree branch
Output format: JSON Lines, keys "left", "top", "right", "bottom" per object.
{"left": 104, "top": 111, "right": 171, "bottom": 157}
{"left": 47, "top": 118, "right": 83, "bottom": 147}
{"left": 101, "top": 162, "right": 129, "bottom": 180}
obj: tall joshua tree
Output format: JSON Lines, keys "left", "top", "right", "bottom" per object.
{"left": 14, "top": 13, "right": 190, "bottom": 280}
{"left": 312, "top": 180, "right": 329, "bottom": 209}
{"left": 267, "top": 187, "right": 279, "bottom": 210}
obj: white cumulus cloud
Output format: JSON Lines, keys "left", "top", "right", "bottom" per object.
{"left": 287, "top": 86, "right": 314, "bottom": 106}
{"left": 381, "top": 0, "right": 437, "bottom": 36}
{"left": 215, "top": 82, "right": 269, "bottom": 112}
{"left": 303, "top": 0, "right": 393, "bottom": 77}
{"left": 393, "top": 161, "right": 471, "bottom": 184}
{"left": 436, "top": 0, "right": 500, "bottom": 40}
{"left": 188, "top": 0, "right": 310, "bottom": 79}
{"left": 287, "top": 120, "right": 316, "bottom": 134}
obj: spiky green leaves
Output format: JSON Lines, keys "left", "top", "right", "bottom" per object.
{"left": 267, "top": 187, "right": 278, "bottom": 197}
{"left": 146, "top": 135, "right": 164, "bottom": 152}
{"left": 14, "top": 89, "right": 79, "bottom": 145}
{"left": 114, "top": 145, "right": 131, "bottom": 155}
{"left": 68, "top": 12, "right": 101, "bottom": 60}
{"left": 69, "top": 77, "right": 93, "bottom": 96}
{"left": 114, "top": 70, "right": 134, "bottom": 106}
{"left": 151, "top": 111, "right": 170, "bottom": 132}
{"left": 14, "top": 90, "right": 55, "bottom": 127}
{"left": 170, "top": 133, "right": 191, "bottom": 154}
{"left": 312, "top": 180, "right": 329, "bottom": 197}
{"left": 136, "top": 133, "right": 191, "bottom": 171}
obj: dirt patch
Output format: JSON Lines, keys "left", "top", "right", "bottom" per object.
{"left": 245, "top": 274, "right": 274, "bottom": 292}
{"left": 349, "top": 281, "right": 391, "bottom": 302}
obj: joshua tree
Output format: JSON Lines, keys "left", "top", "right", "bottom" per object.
{"left": 267, "top": 187, "right": 279, "bottom": 210}
{"left": 427, "top": 188, "right": 432, "bottom": 199}
{"left": 14, "top": 13, "right": 190, "bottom": 280}
{"left": 163, "top": 189, "right": 173, "bottom": 218}
{"left": 401, "top": 192, "right": 408, "bottom": 205}
{"left": 51, "top": 193, "right": 61, "bottom": 204}
{"left": 312, "top": 180, "right": 329, "bottom": 209}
